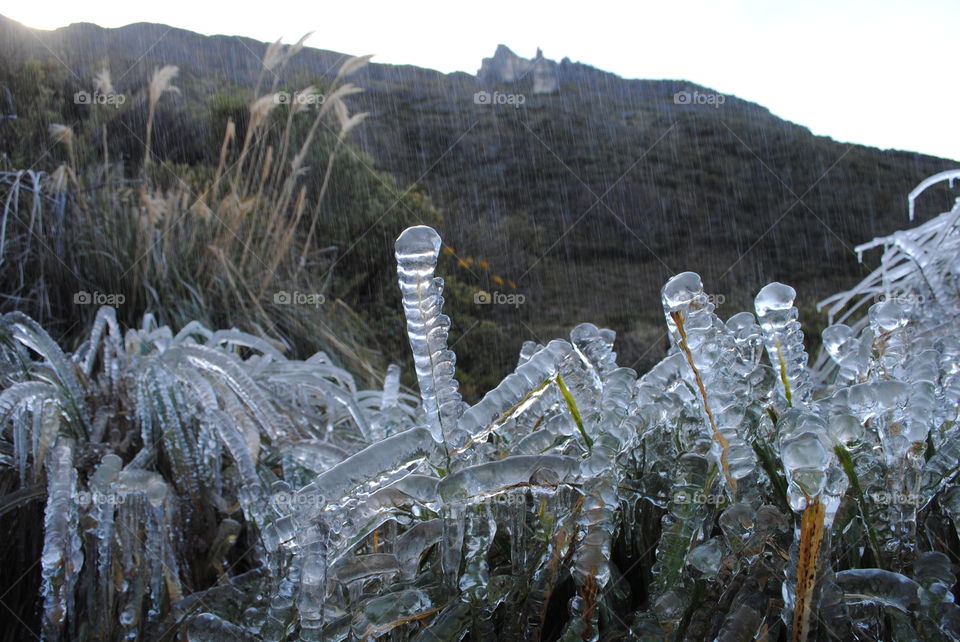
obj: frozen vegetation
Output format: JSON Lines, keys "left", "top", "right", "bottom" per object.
{"left": 2, "top": 170, "right": 960, "bottom": 640}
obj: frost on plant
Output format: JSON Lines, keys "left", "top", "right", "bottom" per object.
{"left": 2, "top": 172, "right": 960, "bottom": 640}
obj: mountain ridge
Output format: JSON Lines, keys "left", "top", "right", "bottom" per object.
{"left": 1, "top": 13, "right": 956, "bottom": 384}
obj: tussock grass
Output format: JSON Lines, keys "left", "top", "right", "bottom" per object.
{"left": 0, "top": 38, "right": 391, "bottom": 381}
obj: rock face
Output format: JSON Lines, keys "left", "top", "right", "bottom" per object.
{"left": 476, "top": 45, "right": 559, "bottom": 94}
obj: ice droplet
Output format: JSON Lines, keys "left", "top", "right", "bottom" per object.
{"left": 687, "top": 539, "right": 723, "bottom": 578}
{"left": 755, "top": 282, "right": 796, "bottom": 316}
{"left": 661, "top": 272, "right": 704, "bottom": 310}
{"left": 822, "top": 324, "right": 854, "bottom": 361}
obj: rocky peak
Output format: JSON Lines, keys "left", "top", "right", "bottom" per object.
{"left": 476, "top": 45, "right": 559, "bottom": 94}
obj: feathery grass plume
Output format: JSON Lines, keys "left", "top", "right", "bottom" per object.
{"left": 92, "top": 68, "right": 114, "bottom": 96}
{"left": 47, "top": 124, "right": 76, "bottom": 171}
{"left": 254, "top": 32, "right": 314, "bottom": 96}
{"left": 294, "top": 93, "right": 369, "bottom": 271}
{"left": 248, "top": 94, "right": 279, "bottom": 134}
{"left": 285, "top": 32, "right": 313, "bottom": 59}
{"left": 336, "top": 54, "right": 374, "bottom": 81}
{"left": 230, "top": 93, "right": 280, "bottom": 195}
{"left": 262, "top": 38, "right": 286, "bottom": 72}
{"left": 90, "top": 68, "right": 116, "bottom": 170}
{"left": 143, "top": 65, "right": 180, "bottom": 168}
{"left": 46, "top": 165, "right": 70, "bottom": 194}
{"left": 285, "top": 83, "right": 363, "bottom": 181}
{"left": 139, "top": 188, "right": 170, "bottom": 227}
{"left": 333, "top": 97, "right": 369, "bottom": 137}
{"left": 209, "top": 117, "right": 236, "bottom": 194}
{"left": 291, "top": 86, "right": 319, "bottom": 115}
{"left": 268, "top": 85, "right": 319, "bottom": 192}
{"left": 252, "top": 37, "right": 284, "bottom": 101}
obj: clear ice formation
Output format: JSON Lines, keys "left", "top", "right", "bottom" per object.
{"left": 3, "top": 172, "right": 960, "bottom": 640}
{"left": 395, "top": 225, "right": 465, "bottom": 449}
{"left": 660, "top": 271, "right": 759, "bottom": 491}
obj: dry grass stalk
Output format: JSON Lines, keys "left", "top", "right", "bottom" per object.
{"left": 144, "top": 66, "right": 180, "bottom": 168}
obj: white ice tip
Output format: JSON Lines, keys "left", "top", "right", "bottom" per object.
{"left": 821, "top": 324, "right": 854, "bottom": 359}
{"left": 755, "top": 282, "right": 796, "bottom": 316}
{"left": 661, "top": 271, "right": 703, "bottom": 309}
{"left": 396, "top": 225, "right": 442, "bottom": 258}
{"left": 869, "top": 301, "right": 909, "bottom": 333}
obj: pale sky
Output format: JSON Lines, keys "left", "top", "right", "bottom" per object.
{"left": 6, "top": 0, "right": 958, "bottom": 160}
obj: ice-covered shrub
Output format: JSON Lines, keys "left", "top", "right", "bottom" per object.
{"left": 2, "top": 171, "right": 960, "bottom": 640}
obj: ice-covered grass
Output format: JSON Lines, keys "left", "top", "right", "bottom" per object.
{"left": 2, "top": 173, "right": 960, "bottom": 640}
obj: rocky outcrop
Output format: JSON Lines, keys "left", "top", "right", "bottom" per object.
{"left": 476, "top": 45, "right": 559, "bottom": 93}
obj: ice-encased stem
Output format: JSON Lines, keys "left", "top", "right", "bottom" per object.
{"left": 755, "top": 282, "right": 811, "bottom": 407}
{"left": 448, "top": 339, "right": 574, "bottom": 459}
{"left": 41, "top": 438, "right": 83, "bottom": 641}
{"left": 395, "top": 226, "right": 464, "bottom": 459}
{"left": 792, "top": 497, "right": 825, "bottom": 642}
{"left": 438, "top": 454, "right": 582, "bottom": 503}
{"left": 90, "top": 454, "right": 122, "bottom": 638}
{"left": 661, "top": 273, "right": 737, "bottom": 493}
{"left": 293, "top": 426, "right": 435, "bottom": 520}
{"left": 569, "top": 366, "right": 638, "bottom": 640}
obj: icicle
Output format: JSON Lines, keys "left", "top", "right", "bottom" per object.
{"left": 281, "top": 439, "right": 349, "bottom": 474}
{"left": 395, "top": 519, "right": 443, "bottom": 581}
{"left": 410, "top": 602, "right": 470, "bottom": 641}
{"left": 40, "top": 438, "right": 83, "bottom": 641}
{"left": 209, "top": 408, "right": 269, "bottom": 531}
{"left": 509, "top": 489, "right": 528, "bottom": 574}
{"left": 261, "top": 556, "right": 302, "bottom": 640}
{"left": 821, "top": 324, "right": 871, "bottom": 384}
{"left": 440, "top": 502, "right": 466, "bottom": 591}
{"left": 460, "top": 501, "right": 497, "bottom": 602}
{"left": 187, "top": 613, "right": 259, "bottom": 641}
{"left": 352, "top": 589, "right": 436, "bottom": 639}
{"left": 652, "top": 450, "right": 710, "bottom": 603}
{"left": 518, "top": 340, "right": 543, "bottom": 366}
{"left": 5, "top": 312, "right": 89, "bottom": 427}
{"left": 332, "top": 553, "right": 400, "bottom": 585}
{"left": 869, "top": 301, "right": 912, "bottom": 377}
{"left": 90, "top": 454, "right": 122, "bottom": 638}
{"left": 521, "top": 486, "right": 583, "bottom": 640}
{"left": 907, "top": 169, "right": 960, "bottom": 221}
{"left": 372, "top": 364, "right": 406, "bottom": 439}
{"left": 395, "top": 226, "right": 464, "bottom": 453}
{"left": 297, "top": 539, "right": 329, "bottom": 639}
